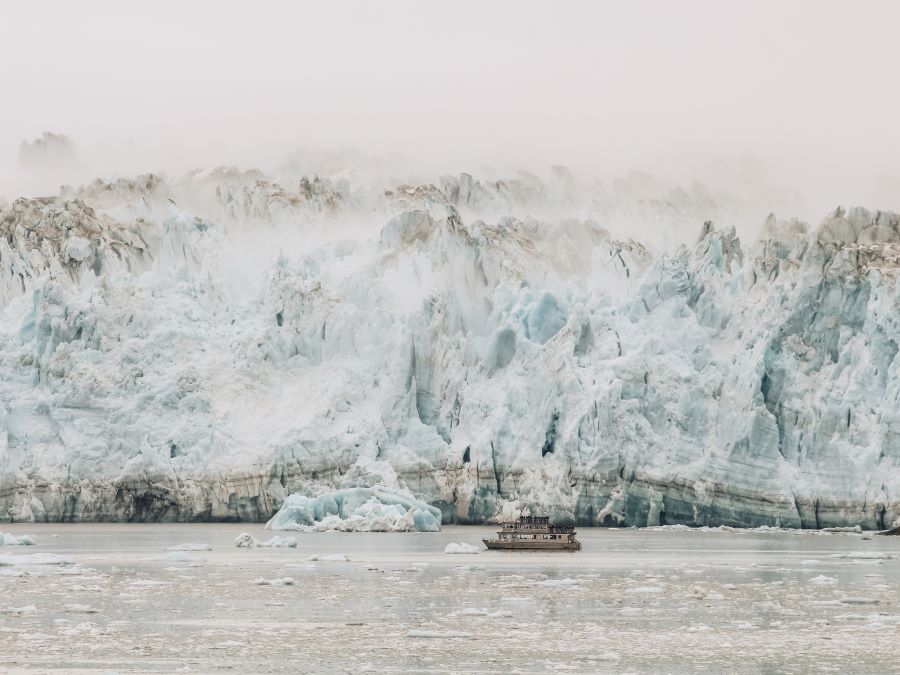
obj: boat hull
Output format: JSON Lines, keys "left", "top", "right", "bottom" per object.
{"left": 482, "top": 539, "right": 582, "bottom": 551}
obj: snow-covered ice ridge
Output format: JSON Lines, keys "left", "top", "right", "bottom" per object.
{"left": 1, "top": 164, "right": 898, "bottom": 529}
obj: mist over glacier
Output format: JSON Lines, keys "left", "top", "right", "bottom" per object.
{"left": 1, "top": 160, "right": 899, "bottom": 529}
{"left": 1, "top": 1, "right": 899, "bottom": 528}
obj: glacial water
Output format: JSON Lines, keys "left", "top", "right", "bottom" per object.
{"left": 2, "top": 524, "right": 900, "bottom": 673}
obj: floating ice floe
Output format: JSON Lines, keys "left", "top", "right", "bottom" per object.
{"left": 306, "top": 554, "right": 349, "bottom": 562}
{"left": 63, "top": 604, "right": 100, "bottom": 613}
{"left": 1, "top": 533, "right": 36, "bottom": 546}
{"left": 406, "top": 630, "right": 472, "bottom": 639}
{"left": 1, "top": 605, "right": 38, "bottom": 614}
{"left": 444, "top": 542, "right": 480, "bottom": 554}
{"left": 267, "top": 486, "right": 442, "bottom": 532}
{"left": 129, "top": 579, "right": 169, "bottom": 587}
{"left": 0, "top": 553, "right": 70, "bottom": 566}
{"left": 166, "top": 543, "right": 212, "bottom": 551}
{"left": 808, "top": 575, "right": 838, "bottom": 584}
{"left": 252, "top": 577, "right": 295, "bottom": 586}
{"left": 536, "top": 578, "right": 579, "bottom": 588}
{"left": 829, "top": 551, "right": 898, "bottom": 559}
{"left": 164, "top": 551, "right": 191, "bottom": 563}
{"left": 234, "top": 533, "right": 298, "bottom": 548}
{"left": 626, "top": 586, "right": 664, "bottom": 593}
{"left": 732, "top": 622, "right": 758, "bottom": 630}
{"left": 858, "top": 614, "right": 900, "bottom": 623}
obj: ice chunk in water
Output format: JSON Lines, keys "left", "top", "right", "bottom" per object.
{"left": 63, "top": 604, "right": 100, "bottom": 613}
{"left": 1, "top": 533, "right": 36, "bottom": 546}
{"left": 809, "top": 575, "right": 838, "bottom": 584}
{"left": 307, "top": 554, "right": 349, "bottom": 562}
{"left": 267, "top": 486, "right": 441, "bottom": 532}
{"left": 406, "top": 630, "right": 472, "bottom": 639}
{"left": 2, "top": 605, "right": 37, "bottom": 613}
{"left": 253, "top": 577, "right": 295, "bottom": 586}
{"left": 444, "top": 542, "right": 480, "bottom": 554}
{"left": 536, "top": 578, "right": 579, "bottom": 588}
{"left": 164, "top": 551, "right": 191, "bottom": 563}
{"left": 839, "top": 597, "right": 880, "bottom": 605}
{"left": 627, "top": 586, "right": 664, "bottom": 593}
{"left": 0, "top": 553, "right": 70, "bottom": 566}
{"left": 234, "top": 533, "right": 298, "bottom": 548}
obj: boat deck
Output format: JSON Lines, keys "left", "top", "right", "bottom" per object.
{"left": 483, "top": 538, "right": 581, "bottom": 551}
{"left": 482, "top": 516, "right": 582, "bottom": 551}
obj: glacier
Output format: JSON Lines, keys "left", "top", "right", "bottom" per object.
{"left": 0, "top": 162, "right": 899, "bottom": 529}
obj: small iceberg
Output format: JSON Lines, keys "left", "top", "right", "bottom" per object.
{"left": 2, "top": 605, "right": 38, "bottom": 614}
{"left": 444, "top": 542, "right": 480, "bottom": 554}
{"left": 536, "top": 578, "right": 580, "bottom": 588}
{"left": 1, "top": 533, "right": 36, "bottom": 546}
{"left": 63, "top": 604, "right": 100, "bottom": 613}
{"left": 829, "top": 551, "right": 899, "bottom": 560}
{"left": 809, "top": 575, "right": 838, "bottom": 584}
{"left": 0, "top": 553, "right": 71, "bottom": 566}
{"left": 406, "top": 629, "right": 472, "bottom": 639}
{"left": 234, "top": 533, "right": 298, "bottom": 548}
{"left": 164, "top": 551, "right": 191, "bottom": 563}
{"left": 252, "top": 577, "right": 295, "bottom": 586}
{"left": 626, "top": 586, "right": 664, "bottom": 593}
{"left": 267, "top": 486, "right": 442, "bottom": 532}
{"left": 307, "top": 554, "right": 349, "bottom": 562}
{"left": 166, "top": 543, "right": 212, "bottom": 551}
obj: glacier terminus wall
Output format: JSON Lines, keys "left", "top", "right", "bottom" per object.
{"left": 1, "top": 166, "right": 899, "bottom": 529}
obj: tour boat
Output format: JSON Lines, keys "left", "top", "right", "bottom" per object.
{"left": 482, "top": 515, "right": 582, "bottom": 551}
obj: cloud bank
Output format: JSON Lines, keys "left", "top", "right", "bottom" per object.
{"left": 1, "top": 0, "right": 898, "bottom": 224}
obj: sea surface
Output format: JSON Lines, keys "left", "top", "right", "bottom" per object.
{"left": 2, "top": 523, "right": 900, "bottom": 673}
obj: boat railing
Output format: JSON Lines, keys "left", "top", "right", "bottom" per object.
{"left": 498, "top": 522, "right": 576, "bottom": 534}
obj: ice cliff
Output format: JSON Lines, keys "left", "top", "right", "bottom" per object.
{"left": 1, "top": 164, "right": 898, "bottom": 529}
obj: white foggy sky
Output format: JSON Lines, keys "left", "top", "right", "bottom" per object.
{"left": 1, "top": 0, "right": 898, "bottom": 212}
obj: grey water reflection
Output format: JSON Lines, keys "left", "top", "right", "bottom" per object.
{"left": 1, "top": 523, "right": 899, "bottom": 673}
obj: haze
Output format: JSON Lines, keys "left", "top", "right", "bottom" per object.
{"left": 1, "top": 0, "right": 898, "bottom": 221}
